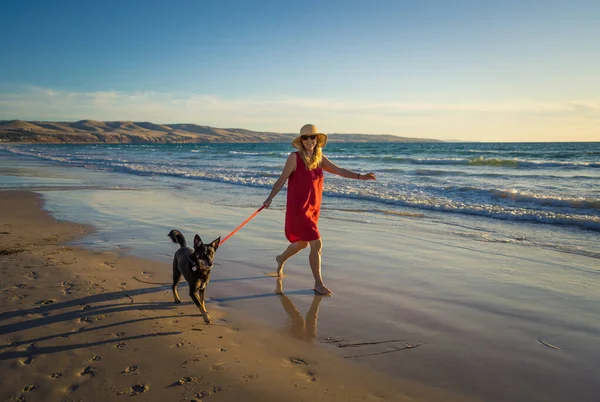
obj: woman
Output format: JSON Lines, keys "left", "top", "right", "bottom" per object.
{"left": 263, "top": 124, "right": 376, "bottom": 295}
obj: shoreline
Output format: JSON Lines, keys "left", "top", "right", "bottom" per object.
{"left": 0, "top": 190, "right": 467, "bottom": 402}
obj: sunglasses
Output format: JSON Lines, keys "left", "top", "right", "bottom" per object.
{"left": 301, "top": 135, "right": 317, "bottom": 140}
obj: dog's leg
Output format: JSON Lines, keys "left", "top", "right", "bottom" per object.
{"left": 188, "top": 285, "right": 211, "bottom": 324}
{"left": 198, "top": 287, "right": 212, "bottom": 324}
{"left": 188, "top": 287, "right": 211, "bottom": 324}
{"left": 172, "top": 257, "right": 182, "bottom": 304}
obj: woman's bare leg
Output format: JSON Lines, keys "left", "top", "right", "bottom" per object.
{"left": 276, "top": 241, "right": 308, "bottom": 276}
{"left": 308, "top": 239, "right": 331, "bottom": 295}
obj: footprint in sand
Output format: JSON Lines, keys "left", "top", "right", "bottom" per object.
{"left": 79, "top": 366, "right": 95, "bottom": 378}
{"left": 121, "top": 365, "right": 139, "bottom": 374}
{"left": 172, "top": 376, "right": 196, "bottom": 386}
{"left": 289, "top": 357, "right": 308, "bottom": 365}
{"left": 18, "top": 344, "right": 36, "bottom": 365}
{"left": 66, "top": 384, "right": 79, "bottom": 394}
{"left": 50, "top": 372, "right": 63, "bottom": 379}
{"left": 210, "top": 363, "right": 225, "bottom": 371}
{"left": 20, "top": 356, "right": 33, "bottom": 365}
{"left": 89, "top": 355, "right": 101, "bottom": 362}
{"left": 61, "top": 281, "right": 74, "bottom": 295}
{"left": 241, "top": 373, "right": 260, "bottom": 382}
{"left": 38, "top": 299, "right": 55, "bottom": 306}
{"left": 127, "top": 384, "right": 149, "bottom": 395}
{"left": 305, "top": 370, "right": 317, "bottom": 382}
{"left": 195, "top": 386, "right": 223, "bottom": 399}
{"left": 115, "top": 341, "right": 127, "bottom": 350}
{"left": 132, "top": 384, "right": 149, "bottom": 394}
{"left": 287, "top": 357, "right": 317, "bottom": 382}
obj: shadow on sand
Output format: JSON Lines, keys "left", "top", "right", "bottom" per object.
{"left": 0, "top": 274, "right": 322, "bottom": 362}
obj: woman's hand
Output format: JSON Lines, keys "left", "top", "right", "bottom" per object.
{"left": 263, "top": 197, "right": 273, "bottom": 208}
{"left": 359, "top": 173, "right": 377, "bottom": 181}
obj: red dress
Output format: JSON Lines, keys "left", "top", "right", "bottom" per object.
{"left": 285, "top": 152, "right": 324, "bottom": 243}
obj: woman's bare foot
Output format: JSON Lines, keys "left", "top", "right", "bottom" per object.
{"left": 313, "top": 284, "right": 332, "bottom": 295}
{"left": 276, "top": 255, "right": 285, "bottom": 277}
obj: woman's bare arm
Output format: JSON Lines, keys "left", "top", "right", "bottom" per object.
{"left": 321, "top": 155, "right": 376, "bottom": 180}
{"left": 263, "top": 153, "right": 297, "bottom": 208}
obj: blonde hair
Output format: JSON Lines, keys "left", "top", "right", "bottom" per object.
{"left": 298, "top": 146, "right": 323, "bottom": 170}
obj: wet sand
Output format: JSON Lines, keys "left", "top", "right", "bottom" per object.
{"left": 0, "top": 190, "right": 469, "bottom": 402}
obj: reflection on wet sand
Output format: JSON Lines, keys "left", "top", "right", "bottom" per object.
{"left": 275, "top": 277, "right": 323, "bottom": 341}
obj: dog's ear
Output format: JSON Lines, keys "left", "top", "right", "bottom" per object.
{"left": 210, "top": 237, "right": 221, "bottom": 250}
{"left": 194, "top": 234, "right": 203, "bottom": 247}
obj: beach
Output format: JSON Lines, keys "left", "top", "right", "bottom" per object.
{"left": 1, "top": 147, "right": 600, "bottom": 401}
{"left": 0, "top": 190, "right": 469, "bottom": 402}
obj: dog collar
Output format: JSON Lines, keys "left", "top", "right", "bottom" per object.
{"left": 189, "top": 257, "right": 212, "bottom": 272}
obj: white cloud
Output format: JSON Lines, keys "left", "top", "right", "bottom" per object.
{"left": 1, "top": 86, "right": 598, "bottom": 141}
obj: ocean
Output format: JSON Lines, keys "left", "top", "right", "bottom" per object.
{"left": 3, "top": 141, "right": 600, "bottom": 259}
{"left": 2, "top": 141, "right": 600, "bottom": 401}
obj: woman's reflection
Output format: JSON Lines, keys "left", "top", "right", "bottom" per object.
{"left": 275, "top": 277, "right": 323, "bottom": 341}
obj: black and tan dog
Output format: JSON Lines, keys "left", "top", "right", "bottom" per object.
{"left": 168, "top": 229, "right": 221, "bottom": 324}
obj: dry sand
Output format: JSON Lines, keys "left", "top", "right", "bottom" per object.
{"left": 0, "top": 190, "right": 472, "bottom": 402}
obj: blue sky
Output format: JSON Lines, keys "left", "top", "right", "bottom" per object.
{"left": 1, "top": 0, "right": 599, "bottom": 141}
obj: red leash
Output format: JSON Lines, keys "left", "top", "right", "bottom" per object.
{"left": 220, "top": 206, "right": 265, "bottom": 246}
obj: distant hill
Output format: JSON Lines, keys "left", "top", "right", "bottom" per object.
{"left": 0, "top": 120, "right": 442, "bottom": 144}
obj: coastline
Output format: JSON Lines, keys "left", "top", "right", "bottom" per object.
{"left": 0, "top": 190, "right": 466, "bottom": 402}
{"left": 0, "top": 119, "right": 440, "bottom": 144}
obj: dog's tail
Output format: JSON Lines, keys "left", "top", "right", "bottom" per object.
{"left": 168, "top": 229, "right": 187, "bottom": 248}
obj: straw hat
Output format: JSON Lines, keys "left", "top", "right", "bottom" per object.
{"left": 291, "top": 124, "right": 328, "bottom": 149}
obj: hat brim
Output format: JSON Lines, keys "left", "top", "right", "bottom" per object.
{"left": 291, "top": 133, "right": 328, "bottom": 149}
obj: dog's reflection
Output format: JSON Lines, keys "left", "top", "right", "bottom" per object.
{"left": 275, "top": 277, "right": 323, "bottom": 341}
